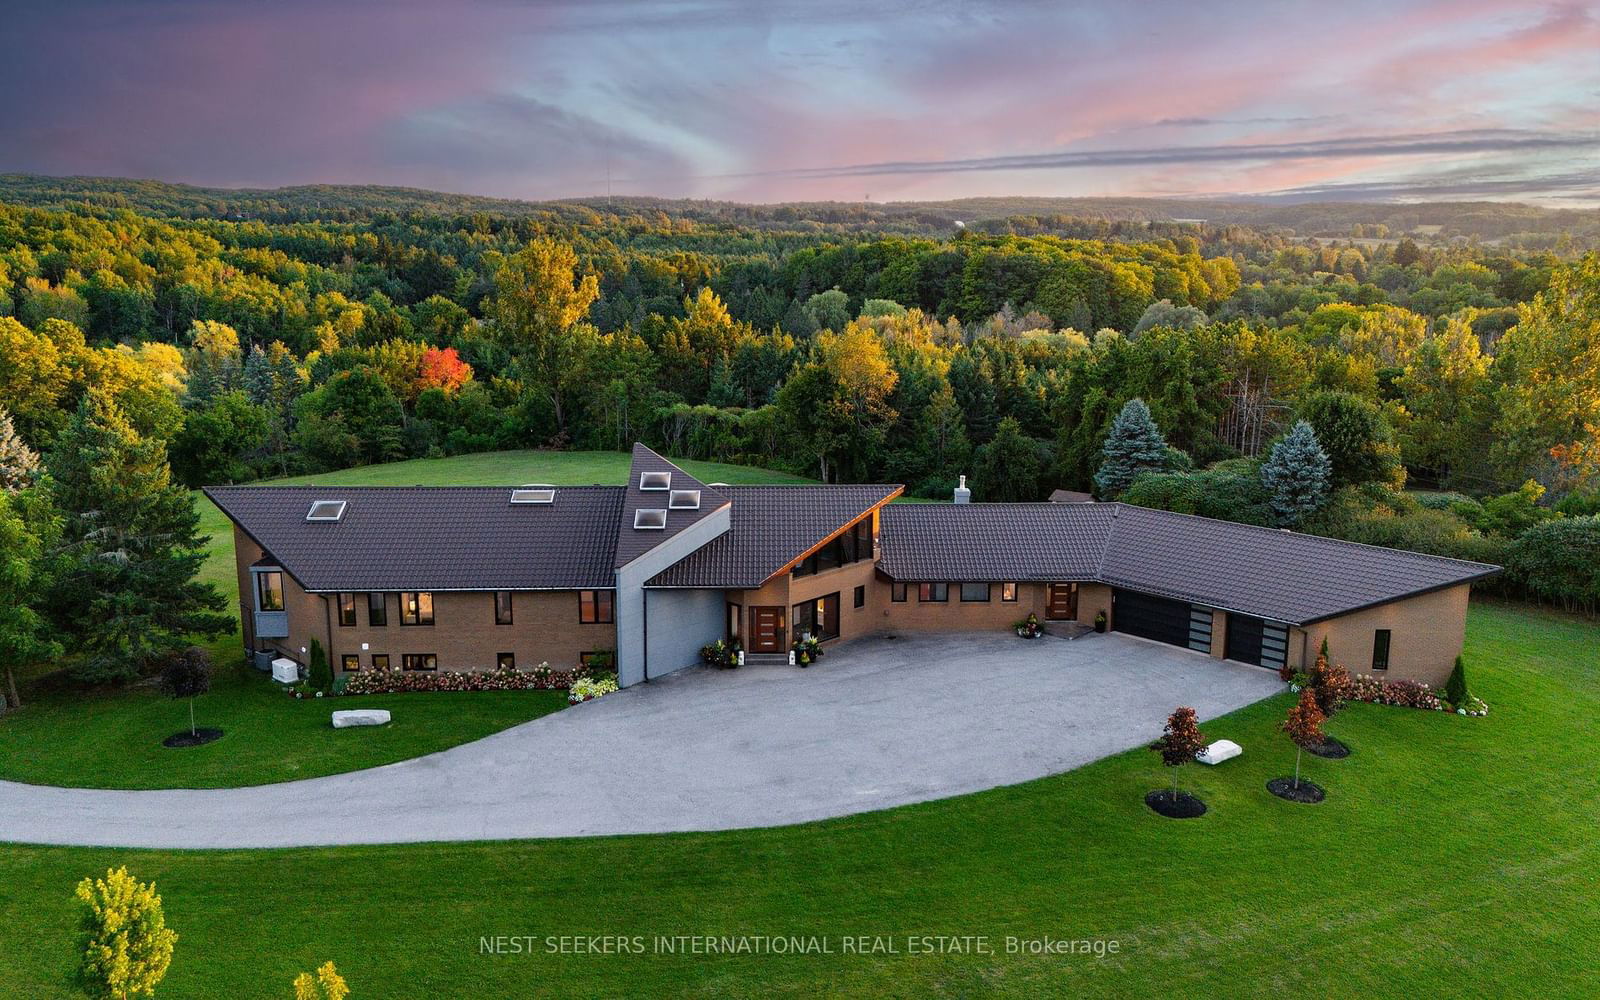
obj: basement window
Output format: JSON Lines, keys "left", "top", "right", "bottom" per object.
{"left": 639, "top": 471, "right": 672, "bottom": 491}
{"left": 669, "top": 489, "right": 701, "bottom": 510}
{"left": 305, "top": 500, "right": 347, "bottom": 522}
{"left": 510, "top": 485, "right": 556, "bottom": 504}
{"left": 634, "top": 508, "right": 668, "bottom": 530}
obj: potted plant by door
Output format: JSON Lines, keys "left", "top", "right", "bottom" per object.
{"left": 1094, "top": 611, "right": 1107, "bottom": 633}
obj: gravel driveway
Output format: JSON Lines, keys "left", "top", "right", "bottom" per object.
{"left": 0, "top": 632, "right": 1281, "bottom": 848}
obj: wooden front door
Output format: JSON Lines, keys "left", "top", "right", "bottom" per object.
{"left": 1046, "top": 583, "right": 1078, "bottom": 621}
{"left": 749, "top": 606, "right": 786, "bottom": 653}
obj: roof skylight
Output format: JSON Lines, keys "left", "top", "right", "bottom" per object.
{"left": 305, "top": 500, "right": 347, "bottom": 522}
{"left": 669, "top": 489, "right": 701, "bottom": 510}
{"left": 639, "top": 471, "right": 672, "bottom": 491}
{"left": 510, "top": 485, "right": 556, "bottom": 504}
{"left": 634, "top": 508, "right": 668, "bottom": 530}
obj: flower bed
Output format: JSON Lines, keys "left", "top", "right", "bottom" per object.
{"left": 342, "top": 661, "right": 581, "bottom": 696}
{"left": 569, "top": 672, "right": 618, "bottom": 704}
{"left": 1347, "top": 674, "right": 1444, "bottom": 712}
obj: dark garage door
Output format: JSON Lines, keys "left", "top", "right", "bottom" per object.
{"left": 1112, "top": 589, "right": 1211, "bottom": 653}
{"left": 1225, "top": 614, "right": 1289, "bottom": 671}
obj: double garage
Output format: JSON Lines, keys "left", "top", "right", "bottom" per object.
{"left": 1110, "top": 588, "right": 1287, "bottom": 671}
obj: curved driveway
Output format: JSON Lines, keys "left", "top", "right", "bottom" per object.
{"left": 0, "top": 633, "right": 1281, "bottom": 848}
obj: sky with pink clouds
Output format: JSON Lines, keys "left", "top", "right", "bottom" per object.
{"left": 2, "top": 0, "right": 1597, "bottom": 205}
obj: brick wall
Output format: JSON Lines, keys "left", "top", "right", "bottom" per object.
{"left": 1299, "top": 584, "right": 1471, "bottom": 688}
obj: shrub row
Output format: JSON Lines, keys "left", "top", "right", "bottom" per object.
{"left": 1347, "top": 674, "right": 1443, "bottom": 711}
{"left": 342, "top": 662, "right": 582, "bottom": 696}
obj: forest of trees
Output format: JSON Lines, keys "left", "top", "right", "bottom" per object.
{"left": 1, "top": 189, "right": 1597, "bottom": 617}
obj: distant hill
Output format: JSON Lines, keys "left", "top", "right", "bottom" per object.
{"left": 1, "top": 173, "right": 1595, "bottom": 242}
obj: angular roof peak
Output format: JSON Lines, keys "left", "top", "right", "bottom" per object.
{"left": 613, "top": 444, "right": 730, "bottom": 569}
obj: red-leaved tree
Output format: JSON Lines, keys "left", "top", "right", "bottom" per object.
{"left": 1150, "top": 706, "right": 1205, "bottom": 802}
{"left": 1282, "top": 688, "right": 1326, "bottom": 789}
{"left": 416, "top": 346, "right": 473, "bottom": 397}
{"left": 1308, "top": 650, "right": 1352, "bottom": 721}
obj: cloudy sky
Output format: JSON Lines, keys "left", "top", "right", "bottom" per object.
{"left": 2, "top": 0, "right": 1597, "bottom": 204}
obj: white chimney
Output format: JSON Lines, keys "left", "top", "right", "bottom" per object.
{"left": 953, "top": 475, "right": 971, "bottom": 504}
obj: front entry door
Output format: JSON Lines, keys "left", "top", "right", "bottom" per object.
{"left": 749, "top": 606, "right": 786, "bottom": 653}
{"left": 1046, "top": 583, "right": 1078, "bottom": 621}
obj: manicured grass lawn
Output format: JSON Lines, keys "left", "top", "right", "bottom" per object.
{"left": 3, "top": 602, "right": 1595, "bottom": 998}
{"left": 1, "top": 449, "right": 807, "bottom": 789}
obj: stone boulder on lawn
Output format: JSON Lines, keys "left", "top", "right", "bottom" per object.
{"left": 331, "top": 709, "right": 391, "bottom": 729}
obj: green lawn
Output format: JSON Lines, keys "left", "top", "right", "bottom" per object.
{"left": 1, "top": 449, "right": 808, "bottom": 789}
{"left": 2, "top": 601, "right": 1596, "bottom": 998}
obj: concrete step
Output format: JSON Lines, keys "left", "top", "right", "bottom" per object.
{"left": 743, "top": 653, "right": 791, "bottom": 667}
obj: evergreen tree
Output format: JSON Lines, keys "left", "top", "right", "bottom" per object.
{"left": 241, "top": 343, "right": 273, "bottom": 405}
{"left": 705, "top": 356, "right": 741, "bottom": 408}
{"left": 0, "top": 408, "right": 41, "bottom": 493}
{"left": 1093, "top": 398, "right": 1168, "bottom": 498}
{"left": 1260, "top": 420, "right": 1333, "bottom": 526}
{"left": 47, "top": 391, "right": 230, "bottom": 684}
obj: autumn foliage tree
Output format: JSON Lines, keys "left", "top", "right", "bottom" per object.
{"left": 1149, "top": 706, "right": 1206, "bottom": 802}
{"left": 1307, "top": 640, "right": 1353, "bottom": 720}
{"left": 1283, "top": 688, "right": 1326, "bottom": 790}
{"left": 416, "top": 346, "right": 473, "bottom": 397}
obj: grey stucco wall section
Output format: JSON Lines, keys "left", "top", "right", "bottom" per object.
{"left": 644, "top": 588, "right": 726, "bottom": 681}
{"left": 615, "top": 505, "right": 731, "bottom": 687}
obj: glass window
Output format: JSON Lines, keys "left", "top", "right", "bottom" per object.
{"left": 960, "top": 582, "right": 991, "bottom": 602}
{"left": 256, "top": 571, "right": 284, "bottom": 612}
{"left": 727, "top": 603, "right": 742, "bottom": 639}
{"left": 371, "top": 654, "right": 390, "bottom": 670}
{"left": 497, "top": 652, "right": 515, "bottom": 670}
{"left": 367, "top": 592, "right": 387, "bottom": 627}
{"left": 400, "top": 592, "right": 434, "bottom": 626}
{"left": 402, "top": 653, "right": 437, "bottom": 671}
{"left": 854, "top": 585, "right": 866, "bottom": 609}
{"left": 919, "top": 583, "right": 948, "bottom": 603}
{"left": 792, "top": 592, "right": 840, "bottom": 641}
{"left": 891, "top": 582, "right": 907, "bottom": 603}
{"left": 1372, "top": 629, "right": 1391, "bottom": 670}
{"left": 495, "top": 591, "right": 514, "bottom": 626}
{"left": 340, "top": 654, "right": 359, "bottom": 672}
{"left": 579, "top": 590, "right": 614, "bottom": 624}
{"left": 1001, "top": 583, "right": 1018, "bottom": 602}
{"left": 338, "top": 593, "right": 357, "bottom": 626}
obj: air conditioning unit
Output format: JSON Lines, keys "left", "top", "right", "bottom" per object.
{"left": 271, "top": 657, "right": 301, "bottom": 685}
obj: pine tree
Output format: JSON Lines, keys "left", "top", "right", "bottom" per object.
{"left": 1260, "top": 420, "right": 1333, "bottom": 526}
{"left": 1093, "top": 398, "right": 1168, "bottom": 498}
{"left": 0, "top": 408, "right": 41, "bottom": 493}
{"left": 975, "top": 417, "right": 1043, "bottom": 501}
{"left": 47, "top": 391, "right": 230, "bottom": 684}
{"left": 241, "top": 343, "right": 273, "bottom": 405}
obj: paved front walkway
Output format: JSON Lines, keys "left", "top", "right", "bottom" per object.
{"left": 0, "top": 633, "right": 1281, "bottom": 848}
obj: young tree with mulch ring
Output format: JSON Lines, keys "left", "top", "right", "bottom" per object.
{"left": 159, "top": 646, "right": 217, "bottom": 747}
{"left": 1270, "top": 688, "right": 1327, "bottom": 803}
{"left": 1147, "top": 706, "right": 1207, "bottom": 818}
{"left": 1306, "top": 640, "right": 1354, "bottom": 758}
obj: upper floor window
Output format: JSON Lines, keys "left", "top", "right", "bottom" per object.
{"left": 580, "top": 590, "right": 614, "bottom": 624}
{"left": 256, "top": 571, "right": 284, "bottom": 612}
{"left": 495, "top": 590, "right": 514, "bottom": 626}
{"left": 337, "top": 593, "right": 357, "bottom": 627}
{"left": 400, "top": 592, "right": 434, "bottom": 626}
{"left": 368, "top": 592, "right": 387, "bottom": 627}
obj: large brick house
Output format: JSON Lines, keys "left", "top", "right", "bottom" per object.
{"left": 207, "top": 444, "right": 1498, "bottom": 689}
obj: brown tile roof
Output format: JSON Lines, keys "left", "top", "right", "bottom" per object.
{"left": 614, "top": 443, "right": 729, "bottom": 569}
{"left": 205, "top": 485, "right": 624, "bottom": 592}
{"left": 879, "top": 502, "right": 1499, "bottom": 624}
{"left": 648, "top": 485, "right": 903, "bottom": 588}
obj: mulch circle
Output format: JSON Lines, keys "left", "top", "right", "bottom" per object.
{"left": 1266, "top": 777, "right": 1325, "bottom": 803}
{"left": 1306, "top": 736, "right": 1351, "bottom": 759}
{"left": 162, "top": 728, "right": 224, "bottom": 749}
{"left": 1145, "top": 789, "right": 1207, "bottom": 819}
